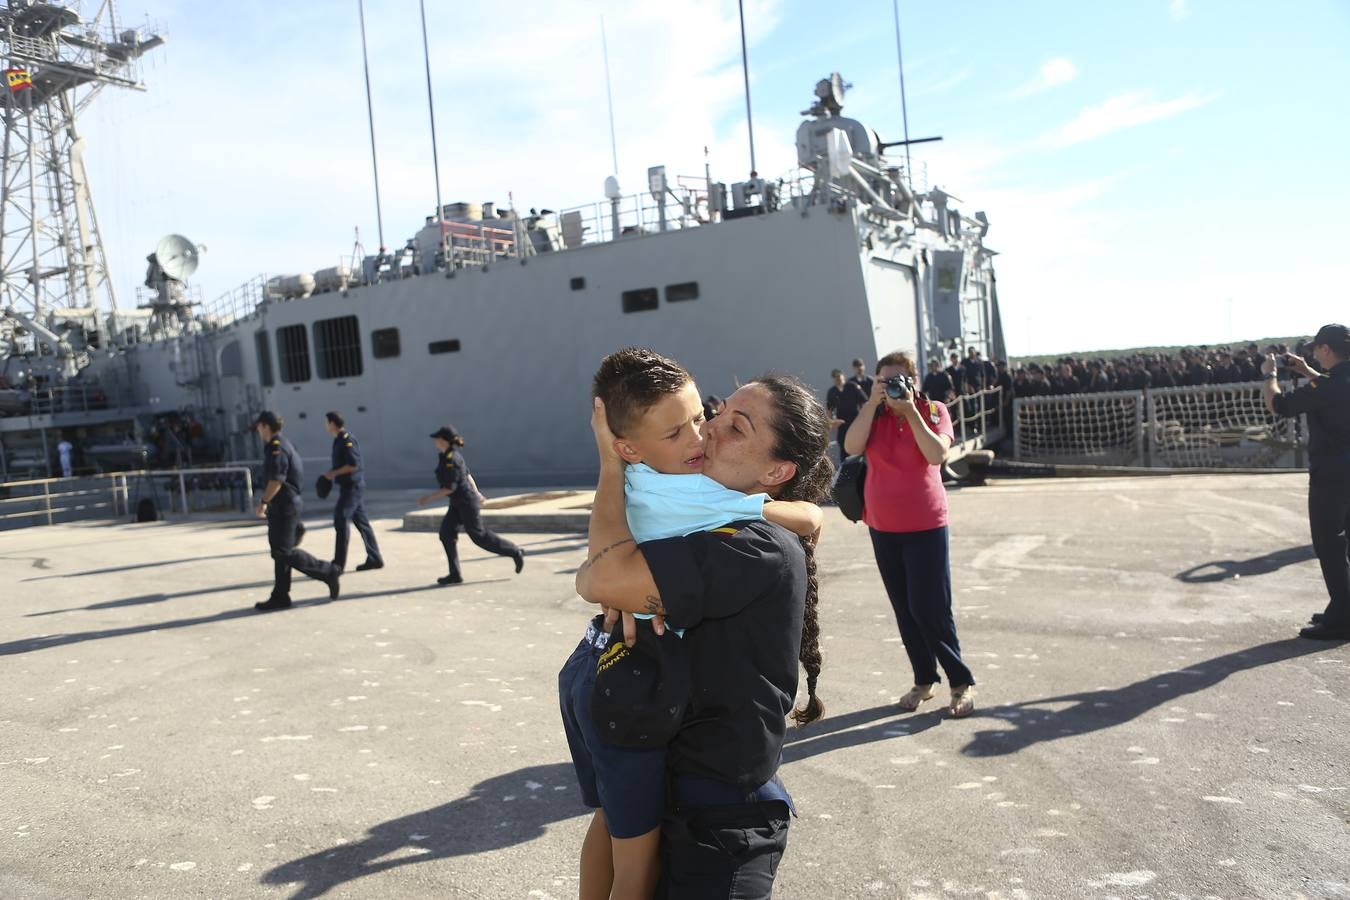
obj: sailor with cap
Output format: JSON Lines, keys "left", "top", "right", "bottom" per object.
{"left": 417, "top": 424, "right": 525, "bottom": 585}
{"left": 251, "top": 411, "right": 339, "bottom": 611}
{"left": 1264, "top": 324, "right": 1350, "bottom": 640}
{"left": 320, "top": 411, "right": 383, "bottom": 574}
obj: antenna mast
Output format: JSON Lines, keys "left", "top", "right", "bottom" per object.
{"left": 736, "top": 0, "right": 757, "bottom": 177}
{"left": 356, "top": 0, "right": 385, "bottom": 251}
{"left": 418, "top": 0, "right": 444, "bottom": 247}
{"left": 0, "top": 0, "right": 163, "bottom": 331}
{"left": 600, "top": 16, "right": 618, "bottom": 176}
{"left": 891, "top": 0, "right": 914, "bottom": 187}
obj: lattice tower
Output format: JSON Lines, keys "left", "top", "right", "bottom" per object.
{"left": 0, "top": 0, "right": 161, "bottom": 329}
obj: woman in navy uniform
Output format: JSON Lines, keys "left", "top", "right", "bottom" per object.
{"left": 252, "top": 411, "right": 339, "bottom": 611}
{"left": 417, "top": 425, "right": 524, "bottom": 585}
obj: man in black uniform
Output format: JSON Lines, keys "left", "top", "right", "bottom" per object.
{"left": 826, "top": 368, "right": 868, "bottom": 464}
{"left": 252, "top": 411, "right": 339, "bottom": 611}
{"left": 1264, "top": 324, "right": 1350, "bottom": 640}
{"left": 923, "top": 358, "right": 956, "bottom": 402}
{"left": 848, "top": 357, "right": 874, "bottom": 401}
{"left": 321, "top": 411, "right": 383, "bottom": 573}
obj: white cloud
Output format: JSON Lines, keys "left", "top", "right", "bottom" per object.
{"left": 1011, "top": 57, "right": 1079, "bottom": 98}
{"left": 1039, "top": 90, "right": 1218, "bottom": 148}
{"left": 1169, "top": 0, "right": 1190, "bottom": 20}
{"left": 907, "top": 66, "right": 974, "bottom": 99}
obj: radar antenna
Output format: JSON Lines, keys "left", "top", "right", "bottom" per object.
{"left": 0, "top": 0, "right": 164, "bottom": 339}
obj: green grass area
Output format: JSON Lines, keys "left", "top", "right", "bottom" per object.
{"left": 1012, "top": 336, "right": 1307, "bottom": 367}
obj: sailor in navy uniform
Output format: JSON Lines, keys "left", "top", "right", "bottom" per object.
{"left": 1265, "top": 325, "right": 1350, "bottom": 640}
{"left": 252, "top": 411, "right": 339, "bottom": 611}
{"left": 321, "top": 411, "right": 383, "bottom": 573}
{"left": 417, "top": 425, "right": 525, "bottom": 585}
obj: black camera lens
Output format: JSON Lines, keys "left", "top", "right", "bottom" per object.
{"left": 884, "top": 375, "right": 911, "bottom": 398}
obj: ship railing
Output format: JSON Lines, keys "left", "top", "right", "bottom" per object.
{"left": 949, "top": 385, "right": 1006, "bottom": 448}
{"left": 0, "top": 472, "right": 132, "bottom": 529}
{"left": 25, "top": 384, "right": 139, "bottom": 417}
{"left": 0, "top": 465, "right": 256, "bottom": 529}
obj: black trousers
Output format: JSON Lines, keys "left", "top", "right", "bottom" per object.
{"left": 657, "top": 800, "right": 790, "bottom": 900}
{"left": 869, "top": 525, "right": 975, "bottom": 687}
{"left": 438, "top": 501, "right": 519, "bottom": 579}
{"left": 1309, "top": 471, "right": 1350, "bottom": 626}
{"left": 267, "top": 499, "right": 335, "bottom": 602}
{"left": 332, "top": 487, "right": 381, "bottom": 569}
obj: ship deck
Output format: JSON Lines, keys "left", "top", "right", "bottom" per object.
{"left": 3, "top": 473, "right": 1347, "bottom": 899}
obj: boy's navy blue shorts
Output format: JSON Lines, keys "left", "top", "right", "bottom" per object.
{"left": 558, "top": 615, "right": 666, "bottom": 839}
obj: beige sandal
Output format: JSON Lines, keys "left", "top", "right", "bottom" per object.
{"left": 948, "top": 685, "right": 975, "bottom": 718}
{"left": 897, "top": 684, "right": 936, "bottom": 712}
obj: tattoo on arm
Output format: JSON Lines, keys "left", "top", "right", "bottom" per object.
{"left": 577, "top": 538, "right": 635, "bottom": 574}
{"left": 643, "top": 595, "right": 666, "bottom": 616}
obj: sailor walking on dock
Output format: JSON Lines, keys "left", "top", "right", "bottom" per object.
{"left": 252, "top": 411, "right": 340, "bottom": 611}
{"left": 320, "top": 412, "right": 383, "bottom": 573}
{"left": 417, "top": 425, "right": 524, "bottom": 585}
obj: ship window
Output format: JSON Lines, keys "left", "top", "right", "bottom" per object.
{"left": 219, "top": 340, "right": 243, "bottom": 377}
{"left": 313, "top": 315, "right": 363, "bottom": 379}
{"left": 621, "top": 288, "right": 659, "bottom": 313}
{"left": 665, "top": 281, "right": 699, "bottom": 303}
{"left": 570, "top": 276, "right": 586, "bottom": 291}
{"left": 371, "top": 327, "right": 400, "bottom": 359}
{"left": 276, "top": 324, "right": 311, "bottom": 383}
{"left": 255, "top": 331, "right": 274, "bottom": 387}
{"left": 428, "top": 339, "right": 461, "bottom": 354}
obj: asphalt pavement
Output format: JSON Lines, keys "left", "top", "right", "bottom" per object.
{"left": 2, "top": 473, "right": 1347, "bottom": 899}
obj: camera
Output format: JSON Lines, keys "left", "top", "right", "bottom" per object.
{"left": 883, "top": 374, "right": 915, "bottom": 399}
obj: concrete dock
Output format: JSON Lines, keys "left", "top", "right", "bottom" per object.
{"left": 2, "top": 473, "right": 1347, "bottom": 899}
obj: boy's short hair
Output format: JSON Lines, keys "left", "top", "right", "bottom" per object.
{"left": 592, "top": 347, "right": 691, "bottom": 437}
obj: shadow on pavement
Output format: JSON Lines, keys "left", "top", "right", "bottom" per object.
{"left": 3, "top": 579, "right": 509, "bottom": 656}
{"left": 783, "top": 703, "right": 941, "bottom": 763}
{"left": 1176, "top": 544, "right": 1316, "bottom": 583}
{"left": 26, "top": 580, "right": 275, "bottom": 617}
{"left": 20, "top": 550, "right": 264, "bottom": 582}
{"left": 260, "top": 762, "right": 584, "bottom": 900}
{"left": 960, "top": 638, "right": 1328, "bottom": 758}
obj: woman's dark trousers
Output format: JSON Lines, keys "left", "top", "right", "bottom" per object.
{"left": 439, "top": 502, "right": 519, "bottom": 579}
{"left": 869, "top": 525, "right": 974, "bottom": 687}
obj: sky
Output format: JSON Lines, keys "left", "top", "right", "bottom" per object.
{"left": 73, "top": 0, "right": 1350, "bottom": 357}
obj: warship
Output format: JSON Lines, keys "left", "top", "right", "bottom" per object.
{"left": 0, "top": 1, "right": 1005, "bottom": 489}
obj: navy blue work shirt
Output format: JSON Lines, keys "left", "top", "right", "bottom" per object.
{"left": 330, "top": 430, "right": 364, "bottom": 490}
{"left": 1273, "top": 362, "right": 1350, "bottom": 472}
{"left": 261, "top": 435, "right": 303, "bottom": 506}
{"left": 434, "top": 448, "right": 477, "bottom": 506}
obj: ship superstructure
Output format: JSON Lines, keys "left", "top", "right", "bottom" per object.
{"left": 1, "top": 53, "right": 1004, "bottom": 486}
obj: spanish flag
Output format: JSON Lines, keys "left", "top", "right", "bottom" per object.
{"left": 6, "top": 68, "right": 32, "bottom": 93}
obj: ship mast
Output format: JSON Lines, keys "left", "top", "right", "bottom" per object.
{"left": 0, "top": 0, "right": 162, "bottom": 340}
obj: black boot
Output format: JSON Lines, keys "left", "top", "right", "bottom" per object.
{"left": 437, "top": 573, "right": 464, "bottom": 586}
{"left": 255, "top": 597, "right": 292, "bottom": 612}
{"left": 512, "top": 550, "right": 525, "bottom": 574}
{"left": 356, "top": 559, "right": 384, "bottom": 571}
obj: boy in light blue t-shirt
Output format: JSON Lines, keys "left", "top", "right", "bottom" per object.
{"left": 558, "top": 349, "right": 821, "bottom": 900}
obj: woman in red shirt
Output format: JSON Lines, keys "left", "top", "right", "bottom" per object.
{"left": 843, "top": 351, "right": 975, "bottom": 717}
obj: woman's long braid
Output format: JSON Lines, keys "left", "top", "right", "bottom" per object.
{"left": 751, "top": 375, "right": 835, "bottom": 727}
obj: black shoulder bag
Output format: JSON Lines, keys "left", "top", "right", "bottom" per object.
{"left": 832, "top": 453, "right": 867, "bottom": 523}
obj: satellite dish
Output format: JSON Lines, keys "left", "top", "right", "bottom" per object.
{"left": 603, "top": 175, "right": 622, "bottom": 200}
{"left": 154, "top": 234, "right": 200, "bottom": 282}
{"left": 829, "top": 72, "right": 846, "bottom": 107}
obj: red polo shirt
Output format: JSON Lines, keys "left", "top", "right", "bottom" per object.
{"left": 861, "top": 400, "right": 953, "bottom": 533}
